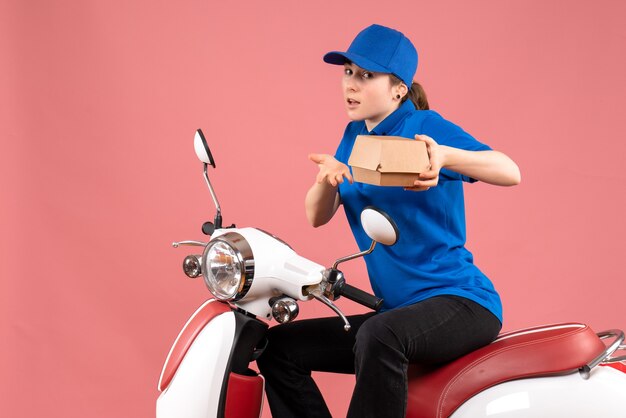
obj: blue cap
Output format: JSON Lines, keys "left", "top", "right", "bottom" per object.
{"left": 323, "top": 24, "right": 418, "bottom": 87}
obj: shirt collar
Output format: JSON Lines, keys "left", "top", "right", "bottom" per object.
{"left": 366, "top": 100, "right": 416, "bottom": 136}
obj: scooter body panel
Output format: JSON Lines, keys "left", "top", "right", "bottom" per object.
{"left": 211, "top": 227, "right": 325, "bottom": 319}
{"left": 451, "top": 366, "right": 626, "bottom": 418}
{"left": 157, "top": 311, "right": 237, "bottom": 418}
{"left": 158, "top": 299, "right": 231, "bottom": 391}
{"left": 224, "top": 372, "right": 265, "bottom": 418}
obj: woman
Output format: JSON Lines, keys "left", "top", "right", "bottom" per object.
{"left": 257, "top": 24, "right": 520, "bottom": 418}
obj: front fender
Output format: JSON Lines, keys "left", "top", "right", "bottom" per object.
{"left": 157, "top": 300, "right": 234, "bottom": 418}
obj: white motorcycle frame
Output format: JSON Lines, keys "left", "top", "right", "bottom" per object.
{"left": 157, "top": 129, "right": 626, "bottom": 418}
{"left": 157, "top": 229, "right": 626, "bottom": 418}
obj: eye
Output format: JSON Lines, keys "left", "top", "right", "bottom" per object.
{"left": 361, "top": 71, "right": 373, "bottom": 79}
{"left": 344, "top": 68, "right": 353, "bottom": 76}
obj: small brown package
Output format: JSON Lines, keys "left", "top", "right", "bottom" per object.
{"left": 348, "top": 135, "right": 430, "bottom": 187}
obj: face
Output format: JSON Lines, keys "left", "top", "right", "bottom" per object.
{"left": 342, "top": 63, "right": 404, "bottom": 131}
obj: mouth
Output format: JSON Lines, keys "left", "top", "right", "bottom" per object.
{"left": 346, "top": 98, "right": 360, "bottom": 106}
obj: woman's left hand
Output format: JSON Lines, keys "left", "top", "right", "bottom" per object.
{"left": 405, "top": 134, "right": 444, "bottom": 192}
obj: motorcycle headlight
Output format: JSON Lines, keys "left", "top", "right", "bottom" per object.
{"left": 201, "top": 232, "right": 254, "bottom": 301}
{"left": 182, "top": 255, "right": 202, "bottom": 278}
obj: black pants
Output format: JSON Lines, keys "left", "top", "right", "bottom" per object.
{"left": 256, "top": 295, "right": 501, "bottom": 418}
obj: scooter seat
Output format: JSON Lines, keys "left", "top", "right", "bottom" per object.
{"left": 406, "top": 323, "right": 606, "bottom": 418}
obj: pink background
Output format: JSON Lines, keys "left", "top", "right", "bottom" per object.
{"left": 2, "top": 1, "right": 625, "bottom": 417}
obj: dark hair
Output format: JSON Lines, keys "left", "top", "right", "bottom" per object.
{"left": 390, "top": 75, "right": 429, "bottom": 110}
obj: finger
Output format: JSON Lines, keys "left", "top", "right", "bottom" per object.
{"left": 316, "top": 172, "right": 325, "bottom": 184}
{"left": 414, "top": 134, "right": 436, "bottom": 145}
{"left": 404, "top": 186, "right": 430, "bottom": 192}
{"left": 339, "top": 168, "right": 353, "bottom": 183}
{"left": 335, "top": 174, "right": 344, "bottom": 184}
{"left": 418, "top": 170, "right": 437, "bottom": 180}
{"left": 308, "top": 153, "right": 325, "bottom": 164}
{"left": 414, "top": 134, "right": 428, "bottom": 144}
{"left": 413, "top": 179, "right": 438, "bottom": 188}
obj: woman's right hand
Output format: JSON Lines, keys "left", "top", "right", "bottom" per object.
{"left": 308, "top": 153, "right": 354, "bottom": 187}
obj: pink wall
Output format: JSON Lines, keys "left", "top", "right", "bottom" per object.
{"left": 2, "top": 1, "right": 625, "bottom": 417}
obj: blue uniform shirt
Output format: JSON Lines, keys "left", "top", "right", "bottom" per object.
{"left": 335, "top": 100, "right": 502, "bottom": 322}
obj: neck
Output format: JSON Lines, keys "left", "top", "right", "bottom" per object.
{"left": 364, "top": 119, "right": 379, "bottom": 132}
{"left": 365, "top": 106, "right": 398, "bottom": 132}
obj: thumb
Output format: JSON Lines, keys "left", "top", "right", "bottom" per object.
{"left": 308, "top": 153, "right": 325, "bottom": 164}
{"left": 415, "top": 134, "right": 436, "bottom": 146}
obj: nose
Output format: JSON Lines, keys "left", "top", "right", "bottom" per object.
{"left": 344, "top": 76, "right": 358, "bottom": 92}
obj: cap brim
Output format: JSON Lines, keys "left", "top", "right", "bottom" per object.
{"left": 323, "top": 51, "right": 391, "bottom": 75}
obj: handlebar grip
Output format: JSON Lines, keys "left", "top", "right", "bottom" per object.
{"left": 337, "top": 283, "right": 383, "bottom": 312}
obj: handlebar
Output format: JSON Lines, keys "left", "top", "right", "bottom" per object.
{"left": 336, "top": 282, "right": 383, "bottom": 312}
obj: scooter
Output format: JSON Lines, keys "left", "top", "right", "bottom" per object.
{"left": 157, "top": 129, "right": 626, "bottom": 418}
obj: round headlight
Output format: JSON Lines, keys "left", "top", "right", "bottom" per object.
{"left": 202, "top": 232, "right": 254, "bottom": 301}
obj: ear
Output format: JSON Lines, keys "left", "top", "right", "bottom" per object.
{"left": 394, "top": 83, "right": 409, "bottom": 100}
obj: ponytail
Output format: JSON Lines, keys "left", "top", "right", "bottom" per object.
{"left": 406, "top": 82, "right": 429, "bottom": 110}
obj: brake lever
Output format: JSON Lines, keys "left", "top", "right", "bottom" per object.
{"left": 307, "top": 286, "right": 351, "bottom": 331}
{"left": 172, "top": 240, "right": 208, "bottom": 248}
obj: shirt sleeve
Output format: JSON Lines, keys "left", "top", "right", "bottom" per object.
{"left": 421, "top": 112, "right": 492, "bottom": 183}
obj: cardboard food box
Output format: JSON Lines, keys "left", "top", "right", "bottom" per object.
{"left": 348, "top": 135, "right": 430, "bottom": 187}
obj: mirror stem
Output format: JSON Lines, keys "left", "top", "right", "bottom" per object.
{"left": 333, "top": 240, "right": 376, "bottom": 270}
{"left": 203, "top": 163, "right": 222, "bottom": 229}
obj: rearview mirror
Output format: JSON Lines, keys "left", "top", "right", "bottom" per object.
{"left": 360, "top": 207, "right": 399, "bottom": 246}
{"left": 193, "top": 129, "right": 215, "bottom": 167}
